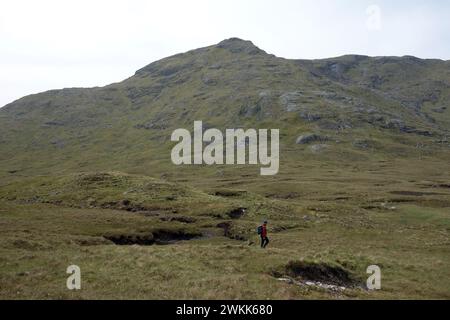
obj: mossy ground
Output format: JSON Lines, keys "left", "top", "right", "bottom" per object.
{"left": 0, "top": 160, "right": 449, "bottom": 299}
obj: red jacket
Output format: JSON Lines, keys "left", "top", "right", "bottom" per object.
{"left": 261, "top": 224, "right": 267, "bottom": 238}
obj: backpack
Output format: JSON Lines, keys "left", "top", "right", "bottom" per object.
{"left": 257, "top": 225, "right": 263, "bottom": 235}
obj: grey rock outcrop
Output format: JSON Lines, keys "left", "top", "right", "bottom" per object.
{"left": 296, "top": 133, "right": 327, "bottom": 145}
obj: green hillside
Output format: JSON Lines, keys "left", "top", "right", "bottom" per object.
{"left": 1, "top": 38, "right": 449, "bottom": 180}
{"left": 0, "top": 38, "right": 449, "bottom": 299}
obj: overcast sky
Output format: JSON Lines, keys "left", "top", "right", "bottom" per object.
{"left": 1, "top": 0, "right": 449, "bottom": 107}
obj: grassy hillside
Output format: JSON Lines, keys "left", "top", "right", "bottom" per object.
{"left": 0, "top": 38, "right": 449, "bottom": 180}
{"left": 0, "top": 38, "right": 449, "bottom": 299}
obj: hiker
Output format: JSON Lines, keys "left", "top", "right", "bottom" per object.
{"left": 257, "top": 220, "right": 269, "bottom": 248}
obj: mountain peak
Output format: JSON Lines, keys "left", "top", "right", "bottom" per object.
{"left": 216, "top": 37, "right": 265, "bottom": 55}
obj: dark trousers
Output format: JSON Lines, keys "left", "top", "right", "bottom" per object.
{"left": 260, "top": 236, "right": 269, "bottom": 248}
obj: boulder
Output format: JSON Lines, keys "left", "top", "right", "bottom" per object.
{"left": 296, "top": 133, "right": 326, "bottom": 145}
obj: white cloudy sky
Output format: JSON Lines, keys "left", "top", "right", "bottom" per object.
{"left": 1, "top": 0, "right": 449, "bottom": 107}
